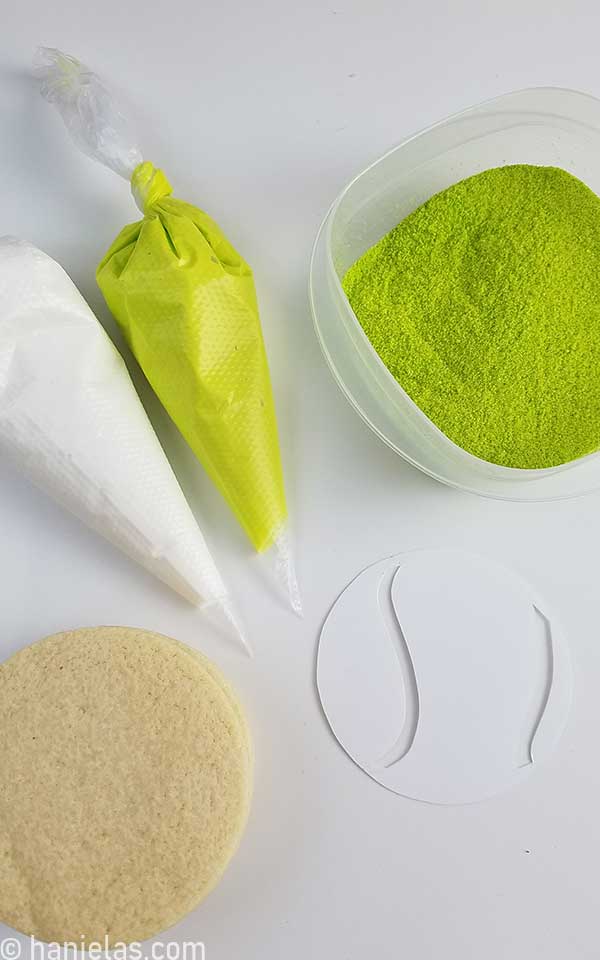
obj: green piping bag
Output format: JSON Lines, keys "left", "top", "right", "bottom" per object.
{"left": 35, "top": 47, "right": 301, "bottom": 614}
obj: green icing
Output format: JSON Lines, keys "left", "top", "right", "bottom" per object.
{"left": 343, "top": 164, "right": 600, "bottom": 469}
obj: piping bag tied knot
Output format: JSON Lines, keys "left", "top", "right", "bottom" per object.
{"left": 131, "top": 161, "right": 172, "bottom": 215}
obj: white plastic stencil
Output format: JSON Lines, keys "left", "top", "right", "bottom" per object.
{"left": 317, "top": 550, "right": 572, "bottom": 804}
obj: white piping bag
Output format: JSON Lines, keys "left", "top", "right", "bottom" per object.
{"left": 0, "top": 238, "right": 249, "bottom": 653}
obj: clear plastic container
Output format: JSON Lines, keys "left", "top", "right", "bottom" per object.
{"left": 310, "top": 87, "right": 600, "bottom": 500}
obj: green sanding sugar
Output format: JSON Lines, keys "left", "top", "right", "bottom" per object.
{"left": 343, "top": 164, "right": 600, "bottom": 469}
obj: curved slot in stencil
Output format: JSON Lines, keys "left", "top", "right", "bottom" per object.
{"left": 374, "top": 564, "right": 420, "bottom": 769}
{"left": 516, "top": 605, "right": 554, "bottom": 769}
{"left": 317, "top": 560, "right": 411, "bottom": 767}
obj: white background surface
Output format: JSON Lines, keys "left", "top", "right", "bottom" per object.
{"left": 1, "top": 2, "right": 600, "bottom": 957}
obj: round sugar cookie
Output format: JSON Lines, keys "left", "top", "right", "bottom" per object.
{"left": 0, "top": 627, "right": 252, "bottom": 945}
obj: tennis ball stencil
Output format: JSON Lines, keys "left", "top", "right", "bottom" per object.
{"left": 317, "top": 550, "right": 572, "bottom": 804}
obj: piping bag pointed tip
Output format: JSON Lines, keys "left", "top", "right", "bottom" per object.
{"left": 271, "top": 529, "right": 303, "bottom": 617}
{"left": 285, "top": 561, "right": 303, "bottom": 619}
{"left": 203, "top": 599, "right": 253, "bottom": 658}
